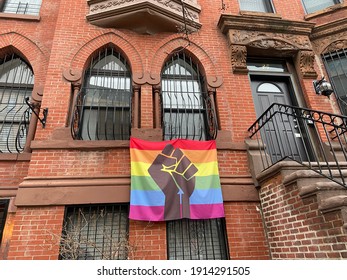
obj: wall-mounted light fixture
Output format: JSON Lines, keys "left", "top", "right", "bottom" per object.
{"left": 313, "top": 77, "right": 333, "bottom": 97}
{"left": 25, "top": 97, "right": 48, "bottom": 128}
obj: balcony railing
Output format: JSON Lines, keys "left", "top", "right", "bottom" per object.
{"left": 2, "top": 1, "right": 41, "bottom": 15}
{"left": 0, "top": 101, "right": 31, "bottom": 153}
{"left": 248, "top": 103, "right": 347, "bottom": 188}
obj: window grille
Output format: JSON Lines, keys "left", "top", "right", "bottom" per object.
{"left": 2, "top": 0, "right": 42, "bottom": 15}
{"left": 167, "top": 218, "right": 229, "bottom": 260}
{"left": 238, "top": 0, "right": 274, "bottom": 13}
{"left": 60, "top": 204, "right": 129, "bottom": 260}
{"left": 161, "top": 52, "right": 218, "bottom": 140}
{"left": 0, "top": 200, "right": 9, "bottom": 246}
{"left": 322, "top": 48, "right": 347, "bottom": 115}
{"left": 71, "top": 47, "right": 132, "bottom": 140}
{"left": 301, "top": 0, "right": 341, "bottom": 14}
{"left": 0, "top": 54, "right": 33, "bottom": 153}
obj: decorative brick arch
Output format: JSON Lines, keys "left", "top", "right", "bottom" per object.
{"left": 0, "top": 30, "right": 49, "bottom": 101}
{"left": 63, "top": 30, "right": 143, "bottom": 83}
{"left": 147, "top": 35, "right": 223, "bottom": 88}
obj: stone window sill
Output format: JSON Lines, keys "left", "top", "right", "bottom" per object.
{"left": 0, "top": 153, "right": 31, "bottom": 161}
{"left": 0, "top": 12, "right": 40, "bottom": 21}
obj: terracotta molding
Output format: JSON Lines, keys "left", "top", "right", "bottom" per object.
{"left": 310, "top": 18, "right": 347, "bottom": 54}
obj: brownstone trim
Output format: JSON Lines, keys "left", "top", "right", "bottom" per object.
{"left": 0, "top": 13, "right": 40, "bottom": 21}
{"left": 15, "top": 174, "right": 258, "bottom": 206}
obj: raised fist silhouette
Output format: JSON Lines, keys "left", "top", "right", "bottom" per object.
{"left": 148, "top": 144, "right": 198, "bottom": 220}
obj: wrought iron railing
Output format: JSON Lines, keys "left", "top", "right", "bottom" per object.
{"left": 248, "top": 103, "right": 347, "bottom": 188}
{"left": 0, "top": 101, "right": 31, "bottom": 153}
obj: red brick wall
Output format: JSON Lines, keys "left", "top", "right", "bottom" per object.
{"left": 7, "top": 206, "right": 64, "bottom": 260}
{"left": 0, "top": 161, "right": 30, "bottom": 187}
{"left": 225, "top": 202, "right": 270, "bottom": 260}
{"left": 259, "top": 177, "right": 347, "bottom": 259}
{"left": 128, "top": 220, "right": 167, "bottom": 260}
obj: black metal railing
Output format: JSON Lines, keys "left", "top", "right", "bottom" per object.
{"left": 60, "top": 204, "right": 129, "bottom": 260}
{"left": 2, "top": 1, "right": 41, "bottom": 15}
{"left": 0, "top": 101, "right": 31, "bottom": 153}
{"left": 248, "top": 103, "right": 347, "bottom": 188}
{"left": 167, "top": 218, "right": 229, "bottom": 260}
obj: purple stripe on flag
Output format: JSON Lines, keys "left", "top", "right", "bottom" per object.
{"left": 190, "top": 203, "right": 225, "bottom": 219}
{"left": 129, "top": 205, "right": 164, "bottom": 221}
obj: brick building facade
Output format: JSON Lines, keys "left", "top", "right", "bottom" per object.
{"left": 0, "top": 0, "right": 346, "bottom": 260}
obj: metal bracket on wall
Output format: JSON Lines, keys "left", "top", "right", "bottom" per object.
{"left": 25, "top": 97, "right": 49, "bottom": 128}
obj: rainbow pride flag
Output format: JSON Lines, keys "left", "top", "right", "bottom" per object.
{"left": 129, "top": 137, "right": 225, "bottom": 221}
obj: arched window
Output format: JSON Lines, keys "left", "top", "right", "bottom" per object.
{"left": 72, "top": 47, "right": 132, "bottom": 140}
{"left": 0, "top": 54, "right": 33, "bottom": 153}
{"left": 161, "top": 53, "right": 217, "bottom": 140}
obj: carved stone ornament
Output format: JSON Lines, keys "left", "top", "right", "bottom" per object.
{"left": 298, "top": 50, "right": 317, "bottom": 78}
{"left": 87, "top": 0, "right": 201, "bottom": 34}
{"left": 133, "top": 71, "right": 160, "bottom": 85}
{"left": 229, "top": 30, "right": 312, "bottom": 51}
{"left": 323, "top": 39, "right": 347, "bottom": 53}
{"left": 62, "top": 68, "right": 82, "bottom": 83}
{"left": 206, "top": 76, "right": 223, "bottom": 88}
{"left": 230, "top": 45, "right": 248, "bottom": 74}
{"left": 310, "top": 18, "right": 347, "bottom": 54}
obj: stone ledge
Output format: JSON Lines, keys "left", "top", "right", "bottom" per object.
{"left": 15, "top": 174, "right": 258, "bottom": 206}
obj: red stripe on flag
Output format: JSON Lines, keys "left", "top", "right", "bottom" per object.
{"left": 130, "top": 137, "right": 216, "bottom": 150}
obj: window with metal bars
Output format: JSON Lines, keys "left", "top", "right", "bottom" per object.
{"left": 71, "top": 47, "right": 132, "bottom": 140}
{"left": 322, "top": 48, "right": 347, "bottom": 115}
{"left": 238, "top": 0, "right": 274, "bottom": 13}
{"left": 0, "top": 53, "right": 33, "bottom": 153}
{"left": 161, "top": 52, "right": 217, "bottom": 141}
{"left": 60, "top": 204, "right": 129, "bottom": 260}
{"left": 1, "top": 0, "right": 42, "bottom": 15}
{"left": 167, "top": 218, "right": 229, "bottom": 260}
{"left": 0, "top": 200, "right": 9, "bottom": 246}
{"left": 301, "top": 0, "right": 341, "bottom": 14}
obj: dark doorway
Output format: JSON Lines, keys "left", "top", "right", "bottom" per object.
{"left": 250, "top": 75, "right": 309, "bottom": 162}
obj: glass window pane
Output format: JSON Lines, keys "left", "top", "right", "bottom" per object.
{"left": 323, "top": 48, "right": 347, "bottom": 114}
{"left": 3, "top": 0, "right": 42, "bottom": 15}
{"left": 75, "top": 48, "right": 132, "bottom": 140}
{"left": 161, "top": 53, "right": 211, "bottom": 140}
{"left": 0, "top": 55, "right": 33, "bottom": 153}
{"left": 239, "top": 0, "right": 273, "bottom": 12}
{"left": 302, "top": 0, "right": 339, "bottom": 14}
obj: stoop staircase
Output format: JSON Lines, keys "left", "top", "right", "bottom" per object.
{"left": 247, "top": 104, "right": 347, "bottom": 259}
